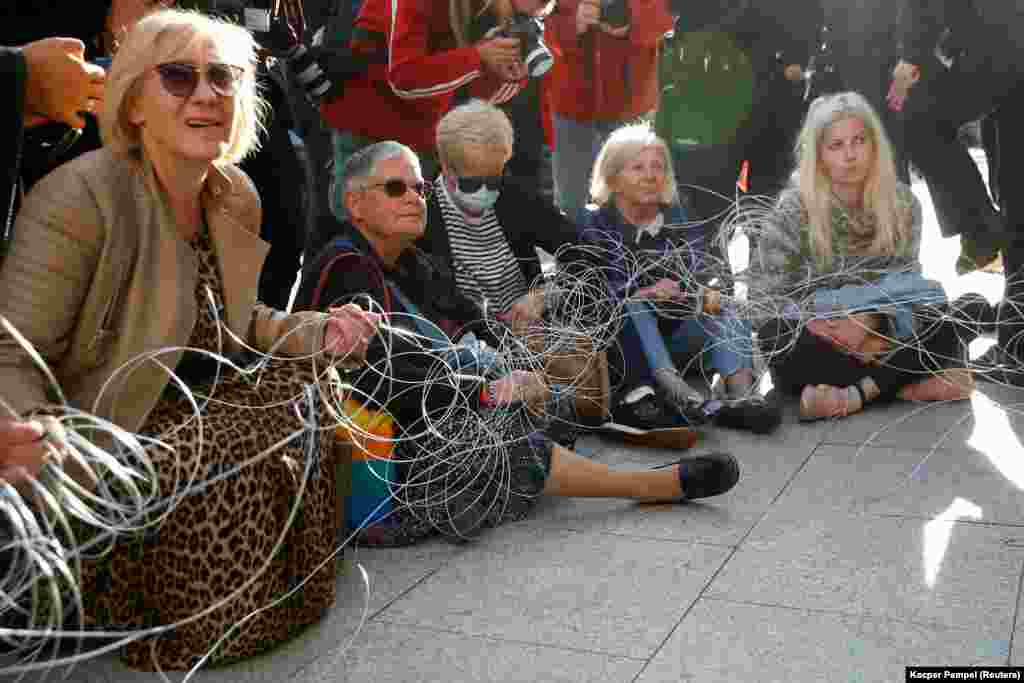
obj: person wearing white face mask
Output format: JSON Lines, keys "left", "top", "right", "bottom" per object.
{"left": 424, "top": 100, "right": 574, "bottom": 329}
{"left": 420, "top": 100, "right": 632, "bottom": 438}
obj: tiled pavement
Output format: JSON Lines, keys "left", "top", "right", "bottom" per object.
{"left": 57, "top": 167, "right": 1024, "bottom": 681}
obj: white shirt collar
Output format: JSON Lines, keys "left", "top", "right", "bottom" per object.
{"left": 634, "top": 213, "right": 665, "bottom": 244}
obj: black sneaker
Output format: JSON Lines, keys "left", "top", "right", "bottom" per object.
{"left": 601, "top": 395, "right": 698, "bottom": 450}
{"left": 653, "top": 451, "right": 740, "bottom": 499}
{"left": 710, "top": 394, "right": 782, "bottom": 434}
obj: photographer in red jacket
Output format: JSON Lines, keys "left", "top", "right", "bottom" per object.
{"left": 319, "top": 0, "right": 553, "bottom": 222}
{"left": 543, "top": 0, "right": 674, "bottom": 218}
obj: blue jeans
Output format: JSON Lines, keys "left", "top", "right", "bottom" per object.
{"left": 552, "top": 114, "right": 631, "bottom": 218}
{"left": 619, "top": 300, "right": 752, "bottom": 396}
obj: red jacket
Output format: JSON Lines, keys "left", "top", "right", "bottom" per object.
{"left": 320, "top": 0, "right": 522, "bottom": 154}
{"left": 544, "top": 0, "right": 674, "bottom": 122}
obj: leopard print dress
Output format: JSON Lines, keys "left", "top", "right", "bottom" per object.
{"left": 81, "top": 226, "right": 340, "bottom": 671}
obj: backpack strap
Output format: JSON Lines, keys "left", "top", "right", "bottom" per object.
{"left": 309, "top": 235, "right": 392, "bottom": 313}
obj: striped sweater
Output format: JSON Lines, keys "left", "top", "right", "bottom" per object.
{"left": 435, "top": 177, "right": 529, "bottom": 315}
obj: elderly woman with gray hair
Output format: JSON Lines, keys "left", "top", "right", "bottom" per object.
{"left": 294, "top": 139, "right": 742, "bottom": 548}
{"left": 0, "top": 9, "right": 378, "bottom": 669}
{"left": 580, "top": 123, "right": 782, "bottom": 435}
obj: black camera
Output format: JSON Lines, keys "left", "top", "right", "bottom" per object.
{"left": 501, "top": 15, "right": 554, "bottom": 78}
{"left": 181, "top": 0, "right": 274, "bottom": 33}
{"left": 179, "top": 0, "right": 294, "bottom": 49}
{"left": 600, "top": 0, "right": 630, "bottom": 28}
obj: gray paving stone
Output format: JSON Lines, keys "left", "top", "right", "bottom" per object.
{"left": 1009, "top": 585, "right": 1024, "bottom": 667}
{"left": 685, "top": 436, "right": 819, "bottom": 510}
{"left": 817, "top": 385, "right": 1024, "bottom": 450}
{"left": 706, "top": 510, "right": 1024, "bottom": 638}
{"left": 526, "top": 495, "right": 764, "bottom": 547}
{"left": 636, "top": 598, "right": 1004, "bottom": 683}
{"left": 66, "top": 541, "right": 461, "bottom": 683}
{"left": 339, "top": 538, "right": 466, "bottom": 618}
{"left": 379, "top": 526, "right": 730, "bottom": 659}
{"left": 523, "top": 433, "right": 817, "bottom": 546}
{"left": 589, "top": 429, "right": 820, "bottom": 507}
{"left": 774, "top": 443, "right": 1024, "bottom": 524}
{"left": 299, "top": 620, "right": 644, "bottom": 683}
{"left": 820, "top": 396, "right": 977, "bottom": 449}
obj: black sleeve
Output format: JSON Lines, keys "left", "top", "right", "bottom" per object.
{"left": 244, "top": 68, "right": 308, "bottom": 309}
{"left": 900, "top": 0, "right": 950, "bottom": 66}
{"left": 0, "top": 1, "right": 110, "bottom": 47}
{"left": 417, "top": 188, "right": 453, "bottom": 278}
{"left": 495, "top": 184, "right": 610, "bottom": 290}
{"left": 774, "top": 3, "right": 823, "bottom": 68}
{"left": 499, "top": 183, "right": 583, "bottom": 260}
{"left": 296, "top": 245, "right": 482, "bottom": 426}
{"left": 1, "top": 46, "right": 26, "bottom": 237}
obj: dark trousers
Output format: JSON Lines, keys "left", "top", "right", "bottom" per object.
{"left": 760, "top": 297, "right": 986, "bottom": 399}
{"left": 241, "top": 70, "right": 309, "bottom": 311}
{"left": 671, "top": 74, "right": 806, "bottom": 222}
{"left": 901, "top": 41, "right": 1021, "bottom": 240}
{"left": 992, "top": 87, "right": 1024, "bottom": 358}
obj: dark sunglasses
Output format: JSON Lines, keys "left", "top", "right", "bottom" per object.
{"left": 455, "top": 175, "right": 504, "bottom": 193}
{"left": 367, "top": 178, "right": 428, "bottom": 198}
{"left": 155, "top": 62, "right": 245, "bottom": 99}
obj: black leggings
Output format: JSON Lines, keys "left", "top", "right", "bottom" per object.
{"left": 759, "top": 295, "right": 989, "bottom": 400}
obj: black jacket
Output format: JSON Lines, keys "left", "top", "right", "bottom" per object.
{"left": 293, "top": 224, "right": 494, "bottom": 428}
{"left": 1, "top": 46, "right": 26, "bottom": 243}
{"left": 0, "top": 1, "right": 111, "bottom": 47}
{"left": 671, "top": 0, "right": 822, "bottom": 77}
{"left": 899, "top": 0, "right": 1024, "bottom": 72}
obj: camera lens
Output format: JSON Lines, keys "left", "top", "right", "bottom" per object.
{"left": 523, "top": 45, "right": 554, "bottom": 77}
{"left": 507, "top": 17, "right": 555, "bottom": 78}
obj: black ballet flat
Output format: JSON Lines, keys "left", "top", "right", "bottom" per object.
{"left": 653, "top": 451, "right": 740, "bottom": 500}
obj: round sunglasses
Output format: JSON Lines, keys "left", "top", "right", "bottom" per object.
{"left": 155, "top": 62, "right": 245, "bottom": 99}
{"left": 367, "top": 178, "right": 428, "bottom": 198}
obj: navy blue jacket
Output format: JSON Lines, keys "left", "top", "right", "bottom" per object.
{"left": 577, "top": 201, "right": 713, "bottom": 301}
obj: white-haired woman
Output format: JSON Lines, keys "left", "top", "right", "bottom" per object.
{"left": 0, "top": 9, "right": 378, "bottom": 669}
{"left": 754, "top": 91, "right": 992, "bottom": 420}
{"left": 414, "top": 100, "right": 616, "bottom": 431}
{"left": 425, "top": 101, "right": 580, "bottom": 332}
{"left": 580, "top": 123, "right": 781, "bottom": 436}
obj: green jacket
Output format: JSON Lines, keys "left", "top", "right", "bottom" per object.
{"left": 656, "top": 31, "right": 755, "bottom": 149}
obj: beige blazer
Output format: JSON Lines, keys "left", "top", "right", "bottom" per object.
{"left": 0, "top": 147, "right": 327, "bottom": 433}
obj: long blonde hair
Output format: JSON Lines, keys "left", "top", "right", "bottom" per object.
{"left": 793, "top": 91, "right": 906, "bottom": 268}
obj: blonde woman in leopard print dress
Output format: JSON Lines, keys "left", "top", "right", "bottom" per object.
{"left": 0, "top": 10, "right": 378, "bottom": 670}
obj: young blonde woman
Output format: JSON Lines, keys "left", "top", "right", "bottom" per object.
{"left": 754, "top": 91, "right": 993, "bottom": 420}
